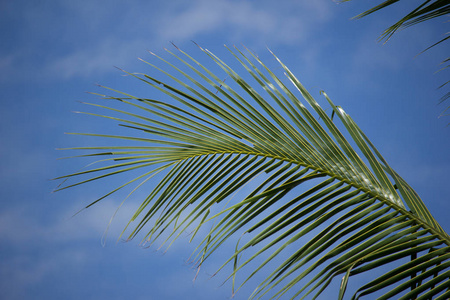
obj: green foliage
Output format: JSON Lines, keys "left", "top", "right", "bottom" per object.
{"left": 57, "top": 46, "right": 450, "bottom": 299}
{"left": 340, "top": 0, "right": 449, "bottom": 43}
{"left": 340, "top": 0, "right": 450, "bottom": 119}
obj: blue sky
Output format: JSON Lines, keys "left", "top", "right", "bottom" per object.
{"left": 0, "top": 0, "right": 449, "bottom": 299}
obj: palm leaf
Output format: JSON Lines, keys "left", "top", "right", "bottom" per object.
{"left": 57, "top": 45, "right": 450, "bottom": 299}
{"left": 339, "top": 0, "right": 450, "bottom": 115}
{"left": 338, "top": 0, "right": 450, "bottom": 43}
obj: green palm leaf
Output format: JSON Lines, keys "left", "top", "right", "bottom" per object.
{"left": 339, "top": 0, "right": 450, "bottom": 117}
{"left": 339, "top": 0, "right": 450, "bottom": 43}
{"left": 57, "top": 45, "right": 450, "bottom": 299}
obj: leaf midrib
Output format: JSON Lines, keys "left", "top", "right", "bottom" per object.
{"left": 182, "top": 149, "right": 450, "bottom": 246}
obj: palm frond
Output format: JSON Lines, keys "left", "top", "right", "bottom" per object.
{"left": 339, "top": 0, "right": 450, "bottom": 113}
{"left": 339, "top": 0, "right": 450, "bottom": 42}
{"left": 57, "top": 45, "right": 450, "bottom": 299}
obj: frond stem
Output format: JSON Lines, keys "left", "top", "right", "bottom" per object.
{"left": 174, "top": 150, "right": 450, "bottom": 247}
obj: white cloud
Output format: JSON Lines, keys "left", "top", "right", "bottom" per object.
{"left": 0, "top": 202, "right": 108, "bottom": 296}
{"left": 0, "top": 196, "right": 225, "bottom": 296}
{"left": 0, "top": 192, "right": 206, "bottom": 250}
{"left": 2, "top": 0, "right": 333, "bottom": 81}
{"left": 46, "top": 38, "right": 148, "bottom": 79}
{"left": 157, "top": 0, "right": 277, "bottom": 41}
{"left": 153, "top": 0, "right": 332, "bottom": 45}
{"left": 0, "top": 200, "right": 132, "bottom": 245}
{"left": 0, "top": 249, "right": 88, "bottom": 289}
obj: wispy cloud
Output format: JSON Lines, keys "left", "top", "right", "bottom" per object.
{"left": 157, "top": 0, "right": 331, "bottom": 44}
{"left": 0, "top": 202, "right": 110, "bottom": 298}
{"left": 1, "top": 0, "right": 332, "bottom": 81}
{"left": 46, "top": 38, "right": 148, "bottom": 79}
{"left": 0, "top": 198, "right": 218, "bottom": 298}
{"left": 0, "top": 248, "right": 90, "bottom": 297}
